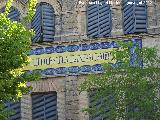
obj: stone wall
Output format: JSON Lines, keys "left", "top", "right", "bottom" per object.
{"left": 20, "top": 75, "right": 89, "bottom": 120}
{"left": 1, "top": 0, "right": 160, "bottom": 39}
{"left": 20, "top": 34, "right": 160, "bottom": 120}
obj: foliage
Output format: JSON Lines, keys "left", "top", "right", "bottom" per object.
{"left": 79, "top": 40, "right": 160, "bottom": 120}
{"left": 0, "top": 0, "right": 39, "bottom": 119}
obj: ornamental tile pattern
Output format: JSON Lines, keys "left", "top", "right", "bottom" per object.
{"left": 27, "top": 38, "right": 142, "bottom": 75}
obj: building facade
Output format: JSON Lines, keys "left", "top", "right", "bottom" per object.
{"left": 0, "top": 0, "right": 160, "bottom": 119}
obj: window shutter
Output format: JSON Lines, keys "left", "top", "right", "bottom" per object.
{"left": 31, "top": 4, "right": 42, "bottom": 43}
{"left": 89, "top": 90, "right": 113, "bottom": 120}
{"left": 122, "top": 0, "right": 147, "bottom": 34}
{"left": 87, "top": 0, "right": 112, "bottom": 38}
{"left": 5, "top": 101, "right": 21, "bottom": 120}
{"left": 89, "top": 92, "right": 103, "bottom": 120}
{"left": 32, "top": 92, "right": 58, "bottom": 120}
{"left": 41, "top": 3, "right": 55, "bottom": 42}
{"left": 0, "top": 7, "right": 20, "bottom": 21}
{"left": 31, "top": 3, "right": 55, "bottom": 43}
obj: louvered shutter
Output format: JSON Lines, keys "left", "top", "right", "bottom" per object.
{"left": 89, "top": 90, "right": 115, "bottom": 120}
{"left": 41, "top": 3, "right": 55, "bottom": 41}
{"left": 32, "top": 92, "right": 58, "bottom": 120}
{"left": 89, "top": 92, "right": 110, "bottom": 120}
{"left": 0, "top": 7, "right": 20, "bottom": 21}
{"left": 5, "top": 101, "right": 21, "bottom": 120}
{"left": 87, "top": 0, "right": 112, "bottom": 38}
{"left": 122, "top": 0, "right": 147, "bottom": 34}
{"left": 31, "top": 2, "right": 55, "bottom": 43}
{"left": 31, "top": 4, "right": 42, "bottom": 43}
{"left": 89, "top": 92, "right": 103, "bottom": 120}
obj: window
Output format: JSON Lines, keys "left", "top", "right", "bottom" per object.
{"left": 122, "top": 0, "right": 147, "bottom": 34}
{"left": 5, "top": 101, "right": 21, "bottom": 120}
{"left": 0, "top": 6, "right": 20, "bottom": 21}
{"left": 87, "top": 0, "right": 112, "bottom": 38}
{"left": 31, "top": 2, "right": 55, "bottom": 43}
{"left": 89, "top": 91, "right": 112, "bottom": 120}
{"left": 32, "top": 92, "right": 58, "bottom": 120}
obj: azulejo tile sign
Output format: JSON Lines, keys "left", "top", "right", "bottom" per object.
{"left": 24, "top": 38, "right": 142, "bottom": 75}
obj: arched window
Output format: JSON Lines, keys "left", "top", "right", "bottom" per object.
{"left": 31, "top": 2, "right": 55, "bottom": 43}
{"left": 0, "top": 6, "right": 20, "bottom": 21}
{"left": 87, "top": 0, "right": 112, "bottom": 38}
{"left": 122, "top": 0, "right": 147, "bottom": 34}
